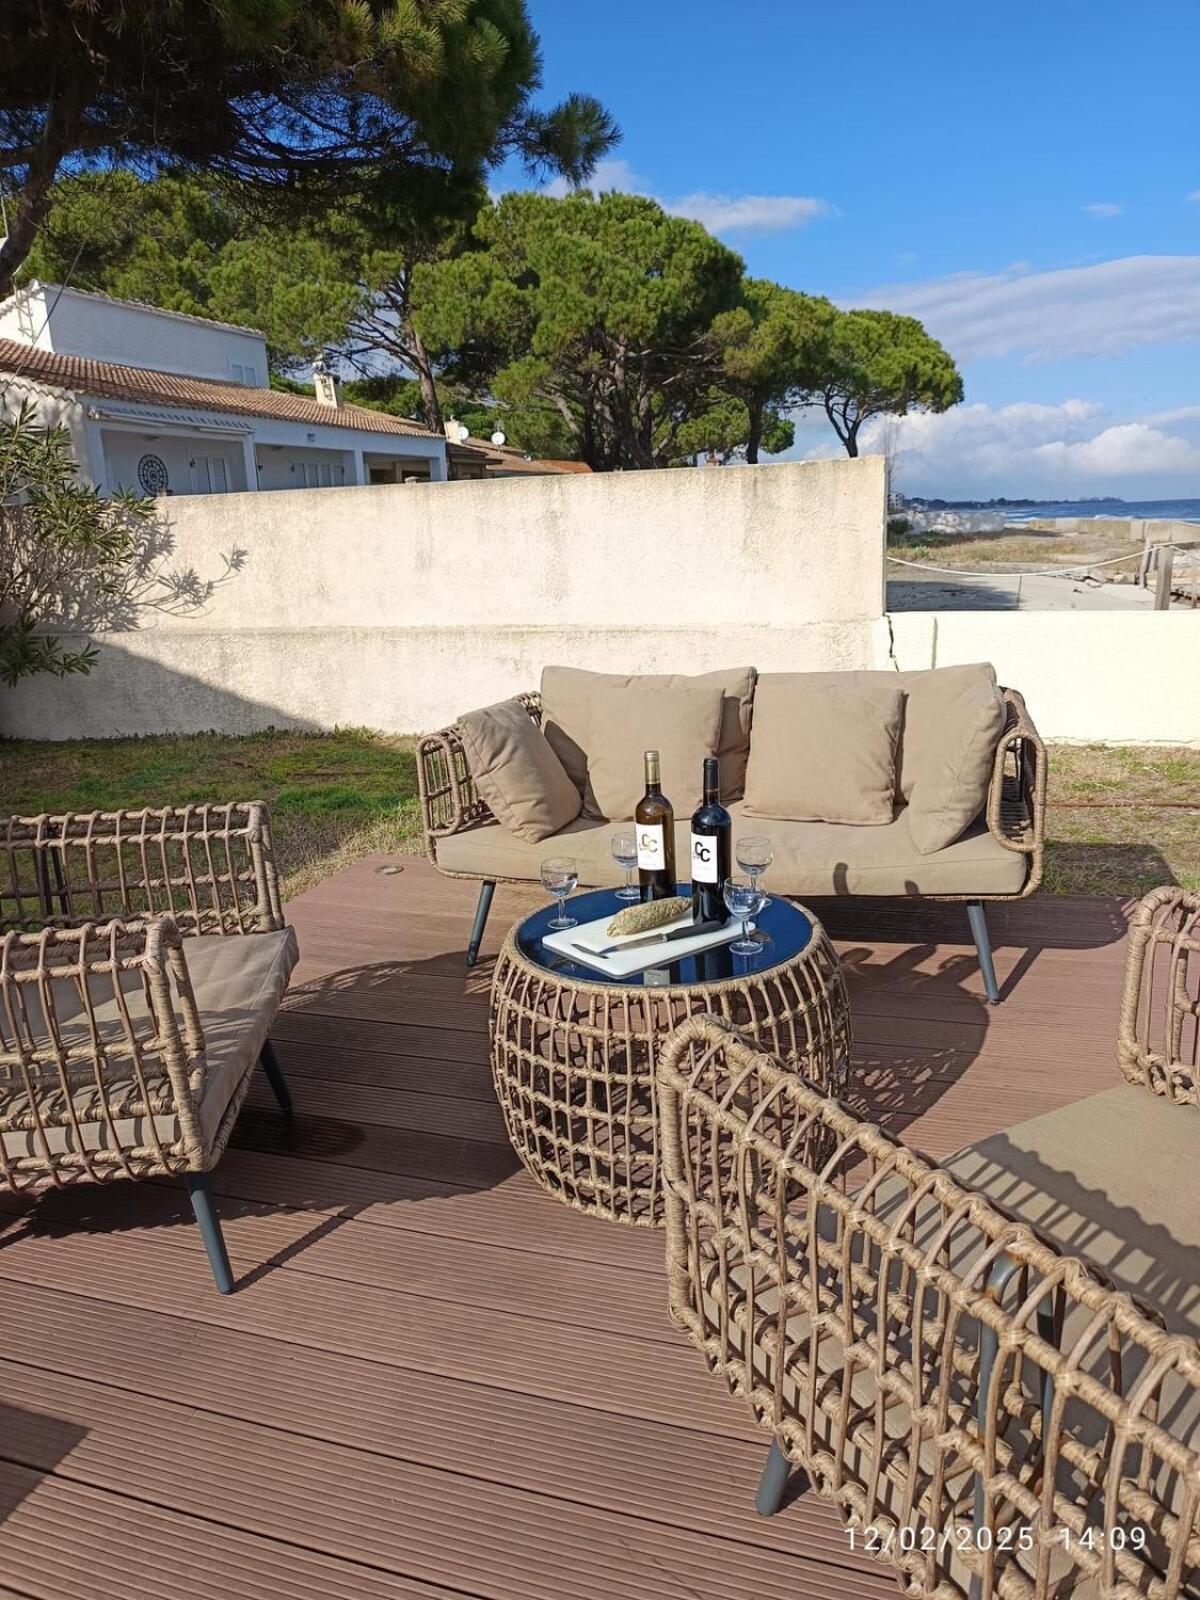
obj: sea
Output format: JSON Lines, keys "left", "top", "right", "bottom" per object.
{"left": 999, "top": 497, "right": 1200, "bottom": 525}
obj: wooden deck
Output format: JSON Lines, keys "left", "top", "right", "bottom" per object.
{"left": 0, "top": 856, "right": 1135, "bottom": 1599}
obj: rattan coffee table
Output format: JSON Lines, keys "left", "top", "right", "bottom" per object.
{"left": 489, "top": 887, "right": 851, "bottom": 1226}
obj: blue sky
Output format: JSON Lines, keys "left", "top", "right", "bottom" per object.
{"left": 498, "top": 0, "right": 1200, "bottom": 498}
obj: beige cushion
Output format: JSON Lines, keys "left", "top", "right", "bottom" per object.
{"left": 742, "top": 675, "right": 903, "bottom": 824}
{"left": 945, "top": 1082, "right": 1200, "bottom": 1339}
{"left": 458, "top": 698, "right": 581, "bottom": 843}
{"left": 583, "top": 681, "right": 725, "bottom": 821}
{"left": 540, "top": 665, "right": 756, "bottom": 814}
{"left": 1, "top": 928, "right": 298, "bottom": 1162}
{"left": 904, "top": 664, "right": 1006, "bottom": 854}
{"left": 435, "top": 800, "right": 1029, "bottom": 897}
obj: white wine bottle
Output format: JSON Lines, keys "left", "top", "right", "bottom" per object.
{"left": 690, "top": 756, "right": 731, "bottom": 923}
{"left": 635, "top": 749, "right": 676, "bottom": 901}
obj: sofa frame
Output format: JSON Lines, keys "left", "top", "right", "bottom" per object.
{"left": 417, "top": 686, "right": 1047, "bottom": 1001}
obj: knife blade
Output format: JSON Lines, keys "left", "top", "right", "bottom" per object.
{"left": 578, "top": 920, "right": 729, "bottom": 958}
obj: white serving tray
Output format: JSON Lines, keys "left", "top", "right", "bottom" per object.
{"left": 541, "top": 906, "right": 754, "bottom": 978}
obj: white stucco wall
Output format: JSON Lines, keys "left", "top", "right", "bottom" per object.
{"left": 888, "top": 612, "right": 1200, "bottom": 745}
{"left": 0, "top": 285, "right": 270, "bottom": 384}
{"left": 2, "top": 456, "right": 888, "bottom": 737}
{"left": 101, "top": 428, "right": 249, "bottom": 496}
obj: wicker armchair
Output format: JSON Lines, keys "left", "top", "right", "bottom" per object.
{"left": 656, "top": 887, "right": 1200, "bottom": 1599}
{"left": 0, "top": 804, "right": 299, "bottom": 1294}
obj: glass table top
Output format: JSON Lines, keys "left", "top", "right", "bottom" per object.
{"left": 515, "top": 885, "right": 813, "bottom": 990}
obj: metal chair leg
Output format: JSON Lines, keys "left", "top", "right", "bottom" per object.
{"left": 185, "top": 1173, "right": 235, "bottom": 1295}
{"left": 755, "top": 1437, "right": 792, "bottom": 1516}
{"left": 967, "top": 900, "right": 1001, "bottom": 1004}
{"left": 259, "top": 1037, "right": 293, "bottom": 1119}
{"left": 466, "top": 880, "right": 496, "bottom": 968}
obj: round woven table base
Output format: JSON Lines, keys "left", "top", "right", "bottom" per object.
{"left": 489, "top": 921, "right": 851, "bottom": 1226}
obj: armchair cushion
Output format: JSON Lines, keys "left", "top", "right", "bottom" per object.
{"left": 742, "top": 675, "right": 903, "bottom": 824}
{"left": 457, "top": 698, "right": 582, "bottom": 843}
{"left": 539, "top": 665, "right": 756, "bottom": 815}
{"left": 1, "top": 927, "right": 298, "bottom": 1163}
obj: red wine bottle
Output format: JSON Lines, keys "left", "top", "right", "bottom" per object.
{"left": 636, "top": 750, "right": 676, "bottom": 900}
{"left": 690, "top": 756, "right": 731, "bottom": 923}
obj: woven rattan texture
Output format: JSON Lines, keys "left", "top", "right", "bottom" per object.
{"left": 0, "top": 803, "right": 285, "bottom": 1195}
{"left": 655, "top": 929, "right": 1200, "bottom": 1597}
{"left": 489, "top": 914, "right": 850, "bottom": 1226}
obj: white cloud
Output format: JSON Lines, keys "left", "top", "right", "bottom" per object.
{"left": 666, "top": 192, "right": 830, "bottom": 233}
{"left": 856, "top": 255, "right": 1200, "bottom": 362}
{"left": 543, "top": 158, "right": 831, "bottom": 237}
{"left": 1189, "top": 190, "right": 1200, "bottom": 203}
{"left": 1082, "top": 202, "right": 1122, "bottom": 218}
{"left": 830, "top": 398, "right": 1200, "bottom": 497}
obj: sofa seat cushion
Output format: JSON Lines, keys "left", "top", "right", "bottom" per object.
{"left": 742, "top": 674, "right": 903, "bottom": 824}
{"left": 944, "top": 1082, "right": 1200, "bottom": 1339}
{"left": 458, "top": 697, "right": 582, "bottom": 843}
{"left": 540, "top": 665, "right": 756, "bottom": 814}
{"left": 0, "top": 927, "right": 299, "bottom": 1164}
{"left": 435, "top": 802, "right": 1028, "bottom": 897}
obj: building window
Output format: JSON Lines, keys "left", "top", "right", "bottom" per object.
{"left": 230, "top": 362, "right": 257, "bottom": 385}
{"left": 137, "top": 453, "right": 170, "bottom": 495}
{"left": 299, "top": 460, "right": 345, "bottom": 488}
{"left": 192, "top": 455, "right": 231, "bottom": 494}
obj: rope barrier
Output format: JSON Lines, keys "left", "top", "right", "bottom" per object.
{"left": 885, "top": 548, "right": 1184, "bottom": 581}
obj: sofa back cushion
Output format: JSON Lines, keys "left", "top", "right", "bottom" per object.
{"left": 903, "top": 664, "right": 1006, "bottom": 853}
{"left": 458, "top": 698, "right": 583, "bottom": 843}
{"left": 581, "top": 681, "right": 726, "bottom": 821}
{"left": 742, "top": 676, "right": 904, "bottom": 825}
{"left": 540, "top": 665, "right": 756, "bottom": 817}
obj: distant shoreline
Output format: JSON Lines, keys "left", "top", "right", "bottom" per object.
{"left": 902, "top": 496, "right": 1200, "bottom": 524}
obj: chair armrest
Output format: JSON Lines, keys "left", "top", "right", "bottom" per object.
{"left": 0, "top": 914, "right": 210, "bottom": 1188}
{"left": 984, "top": 687, "right": 1047, "bottom": 891}
{"left": 657, "top": 1013, "right": 1200, "bottom": 1599}
{"left": 1118, "top": 885, "right": 1200, "bottom": 1107}
{"left": 1, "top": 802, "right": 284, "bottom": 936}
{"left": 418, "top": 691, "right": 542, "bottom": 861}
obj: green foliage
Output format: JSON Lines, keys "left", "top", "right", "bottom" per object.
{"left": 887, "top": 515, "right": 913, "bottom": 539}
{"left": 710, "top": 279, "right": 835, "bottom": 462}
{"left": 818, "top": 309, "right": 963, "bottom": 457}
{"left": 0, "top": 0, "right": 618, "bottom": 296}
{"left": 415, "top": 191, "right": 748, "bottom": 469}
{"left": 0, "top": 403, "right": 242, "bottom": 687}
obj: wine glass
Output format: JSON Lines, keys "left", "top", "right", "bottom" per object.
{"left": 723, "top": 873, "right": 766, "bottom": 957}
{"left": 610, "top": 830, "right": 639, "bottom": 900}
{"left": 541, "top": 856, "right": 579, "bottom": 930}
{"left": 736, "top": 834, "right": 774, "bottom": 893}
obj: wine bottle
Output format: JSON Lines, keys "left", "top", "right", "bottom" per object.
{"left": 635, "top": 750, "right": 676, "bottom": 901}
{"left": 690, "top": 756, "right": 731, "bottom": 923}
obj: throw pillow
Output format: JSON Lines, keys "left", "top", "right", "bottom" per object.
{"left": 458, "top": 698, "right": 582, "bottom": 843}
{"left": 584, "top": 681, "right": 726, "bottom": 821}
{"left": 905, "top": 665, "right": 1007, "bottom": 853}
{"left": 742, "top": 676, "right": 903, "bottom": 824}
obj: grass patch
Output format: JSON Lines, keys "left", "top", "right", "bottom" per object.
{"left": 887, "top": 525, "right": 1140, "bottom": 573}
{"left": 2, "top": 730, "right": 1196, "bottom": 902}
{"left": 0, "top": 728, "right": 423, "bottom": 901}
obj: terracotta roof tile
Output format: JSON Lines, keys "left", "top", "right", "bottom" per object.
{"left": 0, "top": 340, "right": 441, "bottom": 440}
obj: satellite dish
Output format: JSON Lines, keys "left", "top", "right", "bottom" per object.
{"left": 491, "top": 430, "right": 507, "bottom": 447}
{"left": 456, "top": 422, "right": 470, "bottom": 443}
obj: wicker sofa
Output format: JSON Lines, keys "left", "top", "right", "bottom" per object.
{"left": 0, "top": 803, "right": 298, "bottom": 1294}
{"left": 418, "top": 667, "right": 1046, "bottom": 1000}
{"left": 655, "top": 885, "right": 1200, "bottom": 1599}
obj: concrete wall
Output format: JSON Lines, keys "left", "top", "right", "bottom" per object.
{"left": 2, "top": 456, "right": 889, "bottom": 739}
{"left": 889, "top": 612, "right": 1200, "bottom": 745}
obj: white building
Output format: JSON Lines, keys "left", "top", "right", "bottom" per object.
{"left": 0, "top": 283, "right": 450, "bottom": 495}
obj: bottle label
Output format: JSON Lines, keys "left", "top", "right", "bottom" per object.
{"left": 637, "top": 822, "right": 665, "bottom": 870}
{"left": 690, "top": 832, "right": 720, "bottom": 884}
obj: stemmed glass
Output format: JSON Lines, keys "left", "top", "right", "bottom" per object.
{"left": 723, "top": 873, "right": 766, "bottom": 957}
{"left": 541, "top": 856, "right": 579, "bottom": 930}
{"left": 610, "top": 830, "right": 639, "bottom": 900}
{"left": 736, "top": 835, "right": 774, "bottom": 893}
